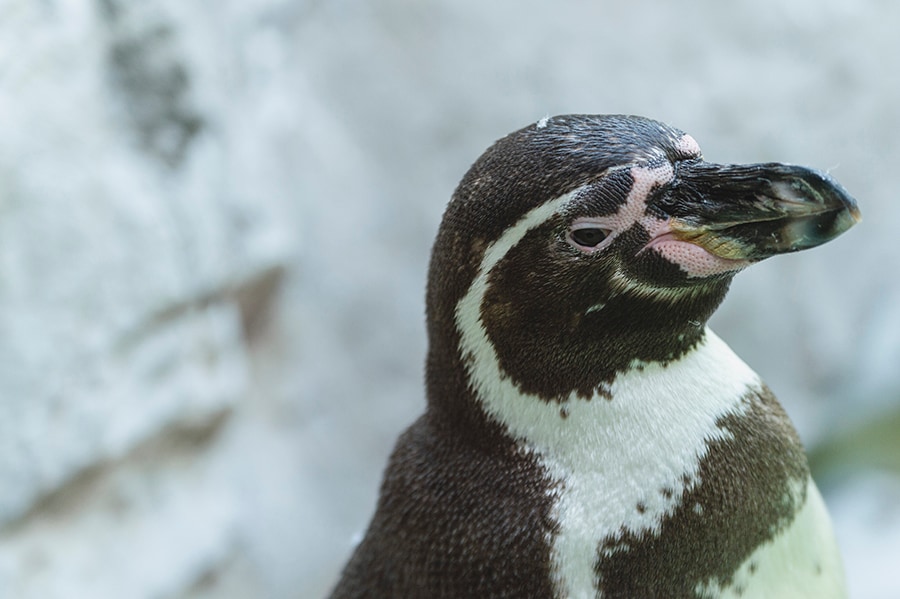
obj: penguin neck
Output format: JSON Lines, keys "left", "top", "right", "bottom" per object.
{"left": 425, "top": 275, "right": 734, "bottom": 442}
{"left": 471, "top": 283, "right": 731, "bottom": 402}
{"left": 437, "top": 277, "right": 761, "bottom": 461}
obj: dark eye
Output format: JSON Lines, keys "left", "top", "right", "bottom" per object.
{"left": 570, "top": 227, "right": 608, "bottom": 248}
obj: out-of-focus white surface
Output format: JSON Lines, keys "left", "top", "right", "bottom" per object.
{"left": 0, "top": 0, "right": 897, "bottom": 597}
{"left": 830, "top": 473, "right": 900, "bottom": 599}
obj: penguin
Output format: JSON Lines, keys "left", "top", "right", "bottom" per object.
{"left": 330, "top": 114, "right": 860, "bottom": 599}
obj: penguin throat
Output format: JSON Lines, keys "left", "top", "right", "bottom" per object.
{"left": 479, "top": 292, "right": 718, "bottom": 401}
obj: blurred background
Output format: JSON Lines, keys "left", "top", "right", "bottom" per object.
{"left": 1, "top": 0, "right": 898, "bottom": 597}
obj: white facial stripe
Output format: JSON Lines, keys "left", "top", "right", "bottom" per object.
{"left": 455, "top": 191, "right": 762, "bottom": 597}
{"left": 478, "top": 191, "right": 578, "bottom": 274}
{"left": 455, "top": 192, "right": 579, "bottom": 426}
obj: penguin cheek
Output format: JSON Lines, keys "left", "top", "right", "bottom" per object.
{"left": 606, "top": 226, "right": 687, "bottom": 287}
{"left": 630, "top": 251, "right": 695, "bottom": 287}
{"left": 626, "top": 247, "right": 742, "bottom": 291}
{"left": 614, "top": 224, "right": 730, "bottom": 289}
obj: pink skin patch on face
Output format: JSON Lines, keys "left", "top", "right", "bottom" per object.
{"left": 643, "top": 231, "right": 750, "bottom": 277}
{"left": 569, "top": 160, "right": 749, "bottom": 278}
{"left": 568, "top": 163, "right": 675, "bottom": 254}
{"left": 674, "top": 134, "right": 702, "bottom": 159}
{"left": 637, "top": 134, "right": 748, "bottom": 277}
{"left": 635, "top": 157, "right": 748, "bottom": 277}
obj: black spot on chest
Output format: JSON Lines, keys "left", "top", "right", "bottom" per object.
{"left": 593, "top": 386, "right": 810, "bottom": 597}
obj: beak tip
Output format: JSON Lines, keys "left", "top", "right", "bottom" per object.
{"left": 834, "top": 191, "right": 861, "bottom": 231}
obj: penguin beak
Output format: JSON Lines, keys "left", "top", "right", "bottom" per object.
{"left": 653, "top": 162, "right": 861, "bottom": 261}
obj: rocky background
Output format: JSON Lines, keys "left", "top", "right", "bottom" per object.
{"left": 1, "top": 0, "right": 898, "bottom": 597}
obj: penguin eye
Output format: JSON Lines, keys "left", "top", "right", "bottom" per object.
{"left": 569, "top": 227, "right": 609, "bottom": 248}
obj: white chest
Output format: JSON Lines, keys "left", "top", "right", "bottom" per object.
{"left": 460, "top": 318, "right": 761, "bottom": 597}
{"left": 542, "top": 332, "right": 761, "bottom": 597}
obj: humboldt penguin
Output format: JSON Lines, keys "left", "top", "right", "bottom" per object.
{"left": 330, "top": 114, "right": 859, "bottom": 599}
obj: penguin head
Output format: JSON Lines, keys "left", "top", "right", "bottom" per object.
{"left": 426, "top": 115, "right": 859, "bottom": 406}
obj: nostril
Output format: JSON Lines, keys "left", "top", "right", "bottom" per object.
{"left": 648, "top": 188, "right": 680, "bottom": 217}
